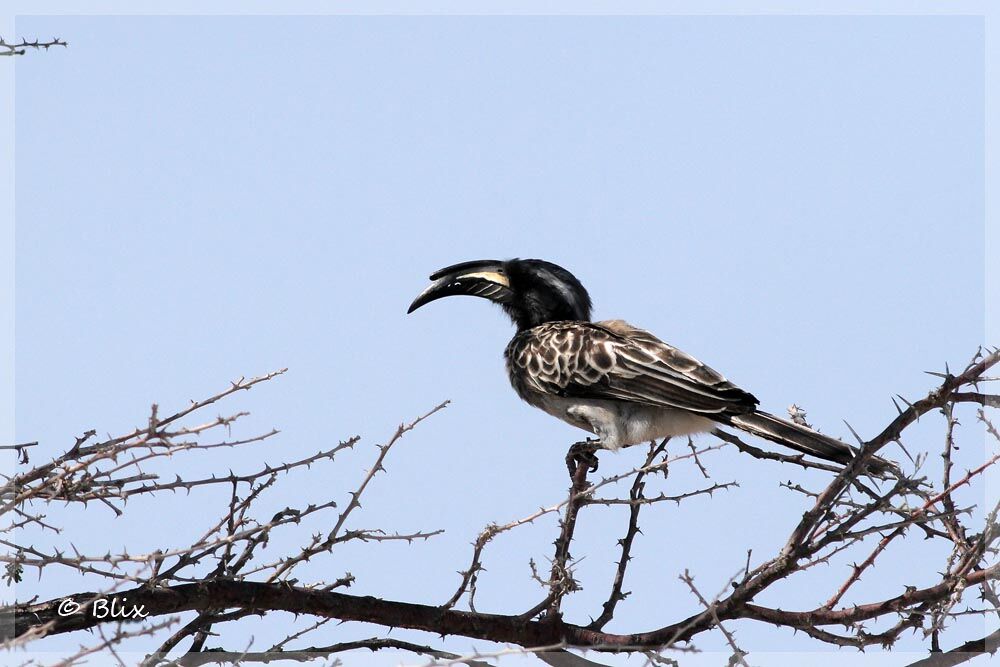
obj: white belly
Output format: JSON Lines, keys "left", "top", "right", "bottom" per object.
{"left": 532, "top": 395, "right": 715, "bottom": 451}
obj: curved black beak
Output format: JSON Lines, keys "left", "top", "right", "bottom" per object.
{"left": 407, "top": 259, "right": 514, "bottom": 314}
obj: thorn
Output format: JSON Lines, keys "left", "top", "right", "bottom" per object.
{"left": 842, "top": 420, "right": 864, "bottom": 445}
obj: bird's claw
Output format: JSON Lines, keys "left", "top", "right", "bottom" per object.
{"left": 566, "top": 439, "right": 601, "bottom": 477}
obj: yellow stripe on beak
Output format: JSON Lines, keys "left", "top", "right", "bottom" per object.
{"left": 458, "top": 271, "right": 510, "bottom": 287}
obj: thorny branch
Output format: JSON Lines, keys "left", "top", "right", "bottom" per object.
{"left": 588, "top": 439, "right": 670, "bottom": 631}
{"left": 7, "top": 347, "right": 1000, "bottom": 665}
{"left": 0, "top": 36, "right": 67, "bottom": 57}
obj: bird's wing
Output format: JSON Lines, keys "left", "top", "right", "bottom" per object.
{"left": 510, "top": 320, "right": 759, "bottom": 415}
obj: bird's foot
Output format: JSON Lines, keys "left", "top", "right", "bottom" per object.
{"left": 566, "top": 439, "right": 601, "bottom": 477}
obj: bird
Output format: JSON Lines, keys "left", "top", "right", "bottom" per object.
{"left": 407, "top": 258, "right": 892, "bottom": 475}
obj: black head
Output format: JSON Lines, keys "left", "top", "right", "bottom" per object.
{"left": 407, "top": 258, "right": 592, "bottom": 330}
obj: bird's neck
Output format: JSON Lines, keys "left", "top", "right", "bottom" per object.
{"left": 505, "top": 304, "right": 589, "bottom": 331}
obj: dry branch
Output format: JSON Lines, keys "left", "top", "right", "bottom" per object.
{"left": 7, "top": 347, "right": 1000, "bottom": 663}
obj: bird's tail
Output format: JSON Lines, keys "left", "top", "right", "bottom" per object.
{"left": 723, "top": 410, "right": 895, "bottom": 475}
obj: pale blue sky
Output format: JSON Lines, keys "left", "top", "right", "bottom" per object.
{"left": 7, "top": 7, "right": 995, "bottom": 666}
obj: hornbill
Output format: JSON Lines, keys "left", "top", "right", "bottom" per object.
{"left": 408, "top": 258, "right": 892, "bottom": 474}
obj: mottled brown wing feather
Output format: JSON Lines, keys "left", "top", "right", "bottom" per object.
{"left": 508, "top": 320, "right": 759, "bottom": 416}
